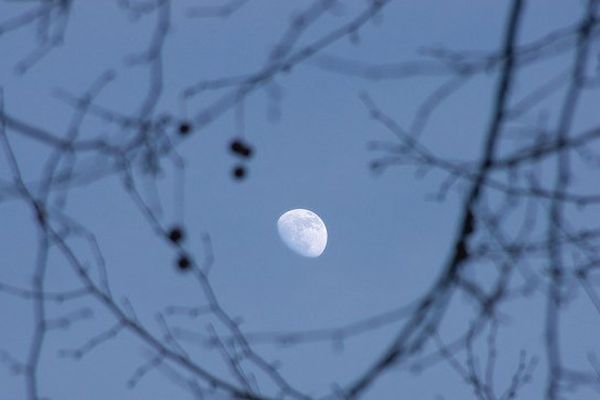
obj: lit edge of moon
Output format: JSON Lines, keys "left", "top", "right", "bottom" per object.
{"left": 277, "top": 209, "right": 328, "bottom": 258}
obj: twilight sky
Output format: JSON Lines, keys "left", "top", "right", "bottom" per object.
{"left": 1, "top": 1, "right": 600, "bottom": 399}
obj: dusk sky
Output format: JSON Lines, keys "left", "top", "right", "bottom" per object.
{"left": 1, "top": 1, "right": 600, "bottom": 399}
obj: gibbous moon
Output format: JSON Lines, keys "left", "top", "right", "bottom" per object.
{"left": 277, "top": 209, "right": 327, "bottom": 258}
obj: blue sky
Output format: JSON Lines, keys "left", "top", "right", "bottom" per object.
{"left": 1, "top": 1, "right": 599, "bottom": 399}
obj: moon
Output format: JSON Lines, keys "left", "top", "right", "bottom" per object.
{"left": 277, "top": 209, "right": 328, "bottom": 258}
